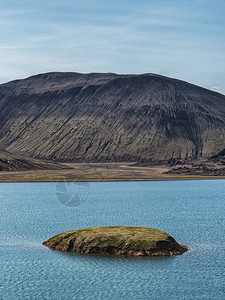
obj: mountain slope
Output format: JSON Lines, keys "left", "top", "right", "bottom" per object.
{"left": 0, "top": 72, "right": 225, "bottom": 163}
{"left": 0, "top": 149, "right": 65, "bottom": 171}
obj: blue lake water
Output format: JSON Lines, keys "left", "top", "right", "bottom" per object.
{"left": 0, "top": 180, "right": 224, "bottom": 300}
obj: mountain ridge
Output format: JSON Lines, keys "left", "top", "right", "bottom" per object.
{"left": 2, "top": 71, "right": 223, "bottom": 96}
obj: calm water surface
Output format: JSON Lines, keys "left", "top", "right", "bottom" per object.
{"left": 0, "top": 180, "right": 224, "bottom": 299}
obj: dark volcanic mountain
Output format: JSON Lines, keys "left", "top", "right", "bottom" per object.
{"left": 0, "top": 72, "right": 225, "bottom": 163}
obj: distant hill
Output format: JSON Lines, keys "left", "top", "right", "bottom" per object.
{"left": 0, "top": 72, "right": 225, "bottom": 163}
{"left": 0, "top": 149, "right": 65, "bottom": 171}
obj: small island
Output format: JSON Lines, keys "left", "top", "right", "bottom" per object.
{"left": 43, "top": 226, "right": 188, "bottom": 257}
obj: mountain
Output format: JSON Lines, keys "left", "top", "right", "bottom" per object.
{"left": 0, "top": 72, "right": 225, "bottom": 163}
{"left": 0, "top": 149, "right": 65, "bottom": 171}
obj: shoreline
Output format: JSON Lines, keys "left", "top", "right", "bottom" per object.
{"left": 0, "top": 162, "right": 225, "bottom": 182}
{"left": 1, "top": 177, "right": 225, "bottom": 183}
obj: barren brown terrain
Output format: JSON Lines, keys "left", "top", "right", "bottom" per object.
{"left": 1, "top": 161, "right": 225, "bottom": 182}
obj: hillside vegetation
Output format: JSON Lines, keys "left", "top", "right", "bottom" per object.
{"left": 43, "top": 226, "right": 188, "bottom": 256}
{"left": 1, "top": 72, "right": 225, "bottom": 163}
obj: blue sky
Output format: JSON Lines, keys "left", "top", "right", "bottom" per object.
{"left": 0, "top": 0, "right": 224, "bottom": 93}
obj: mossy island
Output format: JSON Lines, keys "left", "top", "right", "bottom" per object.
{"left": 43, "top": 226, "right": 188, "bottom": 257}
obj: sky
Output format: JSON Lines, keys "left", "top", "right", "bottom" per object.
{"left": 0, "top": 0, "right": 224, "bottom": 93}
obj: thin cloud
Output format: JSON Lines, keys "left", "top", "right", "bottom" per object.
{"left": 211, "top": 86, "right": 220, "bottom": 91}
{"left": 0, "top": 0, "right": 224, "bottom": 95}
{"left": 0, "top": 9, "right": 36, "bottom": 15}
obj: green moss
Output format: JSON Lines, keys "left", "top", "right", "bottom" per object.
{"left": 43, "top": 226, "right": 188, "bottom": 256}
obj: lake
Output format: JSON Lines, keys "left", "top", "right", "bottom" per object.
{"left": 0, "top": 180, "right": 224, "bottom": 299}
